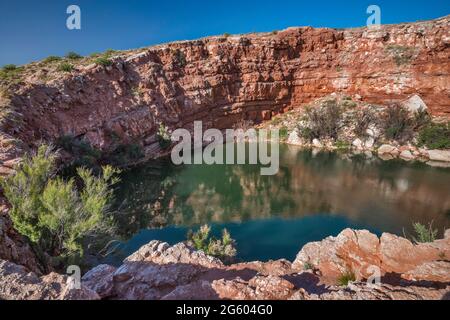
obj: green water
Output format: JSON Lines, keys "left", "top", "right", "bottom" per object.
{"left": 106, "top": 144, "right": 450, "bottom": 264}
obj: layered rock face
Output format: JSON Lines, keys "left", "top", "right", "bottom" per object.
{"left": 0, "top": 16, "right": 449, "bottom": 171}
{"left": 2, "top": 229, "right": 447, "bottom": 300}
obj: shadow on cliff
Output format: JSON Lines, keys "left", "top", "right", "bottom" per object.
{"left": 106, "top": 260, "right": 334, "bottom": 300}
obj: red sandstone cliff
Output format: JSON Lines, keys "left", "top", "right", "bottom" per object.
{"left": 0, "top": 15, "right": 449, "bottom": 169}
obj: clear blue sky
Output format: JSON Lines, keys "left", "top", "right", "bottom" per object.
{"left": 0, "top": 0, "right": 448, "bottom": 66}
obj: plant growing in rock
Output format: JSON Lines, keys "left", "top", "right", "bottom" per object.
{"left": 354, "top": 108, "right": 378, "bottom": 138}
{"left": 172, "top": 49, "right": 187, "bottom": 67}
{"left": 298, "top": 100, "right": 344, "bottom": 141}
{"left": 57, "top": 62, "right": 74, "bottom": 72}
{"left": 65, "top": 51, "right": 83, "bottom": 60}
{"left": 157, "top": 123, "right": 172, "bottom": 149}
{"left": 337, "top": 270, "right": 356, "bottom": 286}
{"left": 279, "top": 126, "right": 289, "bottom": 140}
{"left": 95, "top": 56, "right": 113, "bottom": 67}
{"left": 1, "top": 145, "right": 120, "bottom": 265}
{"left": 412, "top": 222, "right": 438, "bottom": 243}
{"left": 385, "top": 45, "right": 414, "bottom": 66}
{"left": 42, "top": 56, "right": 62, "bottom": 64}
{"left": 0, "top": 64, "right": 24, "bottom": 83}
{"left": 187, "top": 224, "right": 237, "bottom": 263}
{"left": 417, "top": 122, "right": 450, "bottom": 149}
{"left": 382, "top": 104, "right": 414, "bottom": 142}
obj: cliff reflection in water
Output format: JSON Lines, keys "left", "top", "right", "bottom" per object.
{"left": 112, "top": 144, "right": 450, "bottom": 239}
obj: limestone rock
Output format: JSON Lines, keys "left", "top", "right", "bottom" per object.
{"left": 0, "top": 259, "right": 99, "bottom": 300}
{"left": 287, "top": 130, "right": 303, "bottom": 146}
{"left": 378, "top": 144, "right": 399, "bottom": 156}
{"left": 401, "top": 95, "right": 428, "bottom": 113}
{"left": 428, "top": 150, "right": 450, "bottom": 162}
{"left": 81, "top": 264, "right": 117, "bottom": 298}
{"left": 399, "top": 150, "right": 415, "bottom": 160}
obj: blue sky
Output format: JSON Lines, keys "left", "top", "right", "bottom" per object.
{"left": 0, "top": 0, "right": 448, "bottom": 66}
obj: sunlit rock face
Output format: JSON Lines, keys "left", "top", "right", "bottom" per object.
{"left": 1, "top": 15, "right": 449, "bottom": 170}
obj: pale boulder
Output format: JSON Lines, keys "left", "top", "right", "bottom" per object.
{"left": 401, "top": 94, "right": 428, "bottom": 113}
{"left": 428, "top": 150, "right": 450, "bottom": 162}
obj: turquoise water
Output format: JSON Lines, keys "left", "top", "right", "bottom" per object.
{"left": 105, "top": 145, "right": 450, "bottom": 264}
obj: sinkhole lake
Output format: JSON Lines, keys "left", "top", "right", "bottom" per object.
{"left": 105, "top": 144, "right": 450, "bottom": 265}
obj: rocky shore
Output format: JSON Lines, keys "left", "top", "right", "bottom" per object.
{"left": 0, "top": 228, "right": 449, "bottom": 300}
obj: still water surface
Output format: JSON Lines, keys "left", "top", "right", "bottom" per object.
{"left": 105, "top": 145, "right": 450, "bottom": 264}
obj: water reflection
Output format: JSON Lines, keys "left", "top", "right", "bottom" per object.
{"left": 113, "top": 144, "right": 450, "bottom": 241}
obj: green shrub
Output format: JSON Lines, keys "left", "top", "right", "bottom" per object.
{"left": 172, "top": 49, "right": 186, "bottom": 67}
{"left": 187, "top": 224, "right": 237, "bottom": 262}
{"left": 303, "top": 261, "right": 313, "bottom": 270}
{"left": 298, "top": 100, "right": 344, "bottom": 141}
{"left": 386, "top": 45, "right": 414, "bottom": 66}
{"left": 0, "top": 64, "right": 24, "bottom": 83}
{"left": 382, "top": 104, "right": 414, "bottom": 142}
{"left": 43, "top": 56, "right": 62, "bottom": 64}
{"left": 412, "top": 222, "right": 438, "bottom": 243}
{"left": 417, "top": 122, "right": 450, "bottom": 149}
{"left": 0, "top": 145, "right": 120, "bottom": 262}
{"left": 104, "top": 49, "right": 116, "bottom": 56}
{"left": 337, "top": 270, "right": 356, "bottom": 286}
{"left": 95, "top": 56, "right": 112, "bottom": 67}
{"left": 58, "top": 62, "right": 74, "bottom": 72}
{"left": 65, "top": 51, "right": 82, "bottom": 60}
{"left": 223, "top": 33, "right": 231, "bottom": 38}
{"left": 279, "top": 126, "right": 289, "bottom": 140}
{"left": 272, "top": 30, "right": 278, "bottom": 35}
{"left": 2, "top": 64, "right": 17, "bottom": 72}
{"left": 157, "top": 123, "right": 171, "bottom": 149}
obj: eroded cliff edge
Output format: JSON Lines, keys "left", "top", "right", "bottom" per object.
{"left": 0, "top": 15, "right": 449, "bottom": 172}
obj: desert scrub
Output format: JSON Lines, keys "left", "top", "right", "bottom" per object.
{"left": 95, "top": 56, "right": 113, "bottom": 67}
{"left": 187, "top": 224, "right": 237, "bottom": 263}
{"left": 42, "top": 56, "right": 62, "bottom": 64}
{"left": 65, "top": 51, "right": 83, "bottom": 60}
{"left": 337, "top": 270, "right": 356, "bottom": 286}
{"left": 0, "top": 145, "right": 120, "bottom": 265}
{"left": 411, "top": 222, "right": 438, "bottom": 243}
{"left": 298, "top": 100, "right": 344, "bottom": 141}
{"left": 0, "top": 64, "right": 24, "bottom": 84}
{"left": 172, "top": 49, "right": 187, "bottom": 67}
{"left": 58, "top": 62, "right": 74, "bottom": 72}
{"left": 382, "top": 104, "right": 414, "bottom": 142}
{"left": 279, "top": 126, "right": 289, "bottom": 140}
{"left": 417, "top": 122, "right": 450, "bottom": 149}
{"left": 223, "top": 32, "right": 231, "bottom": 38}
{"left": 303, "top": 261, "right": 314, "bottom": 270}
{"left": 385, "top": 44, "right": 414, "bottom": 66}
{"left": 354, "top": 108, "right": 378, "bottom": 138}
{"left": 157, "top": 123, "right": 172, "bottom": 149}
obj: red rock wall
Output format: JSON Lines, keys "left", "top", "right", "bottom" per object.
{"left": 3, "top": 16, "right": 450, "bottom": 154}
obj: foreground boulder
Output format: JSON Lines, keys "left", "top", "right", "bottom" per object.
{"left": 0, "top": 259, "right": 99, "bottom": 300}
{"left": 292, "top": 228, "right": 450, "bottom": 283}
{"left": 80, "top": 230, "right": 449, "bottom": 300}
{"left": 2, "top": 229, "right": 448, "bottom": 300}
